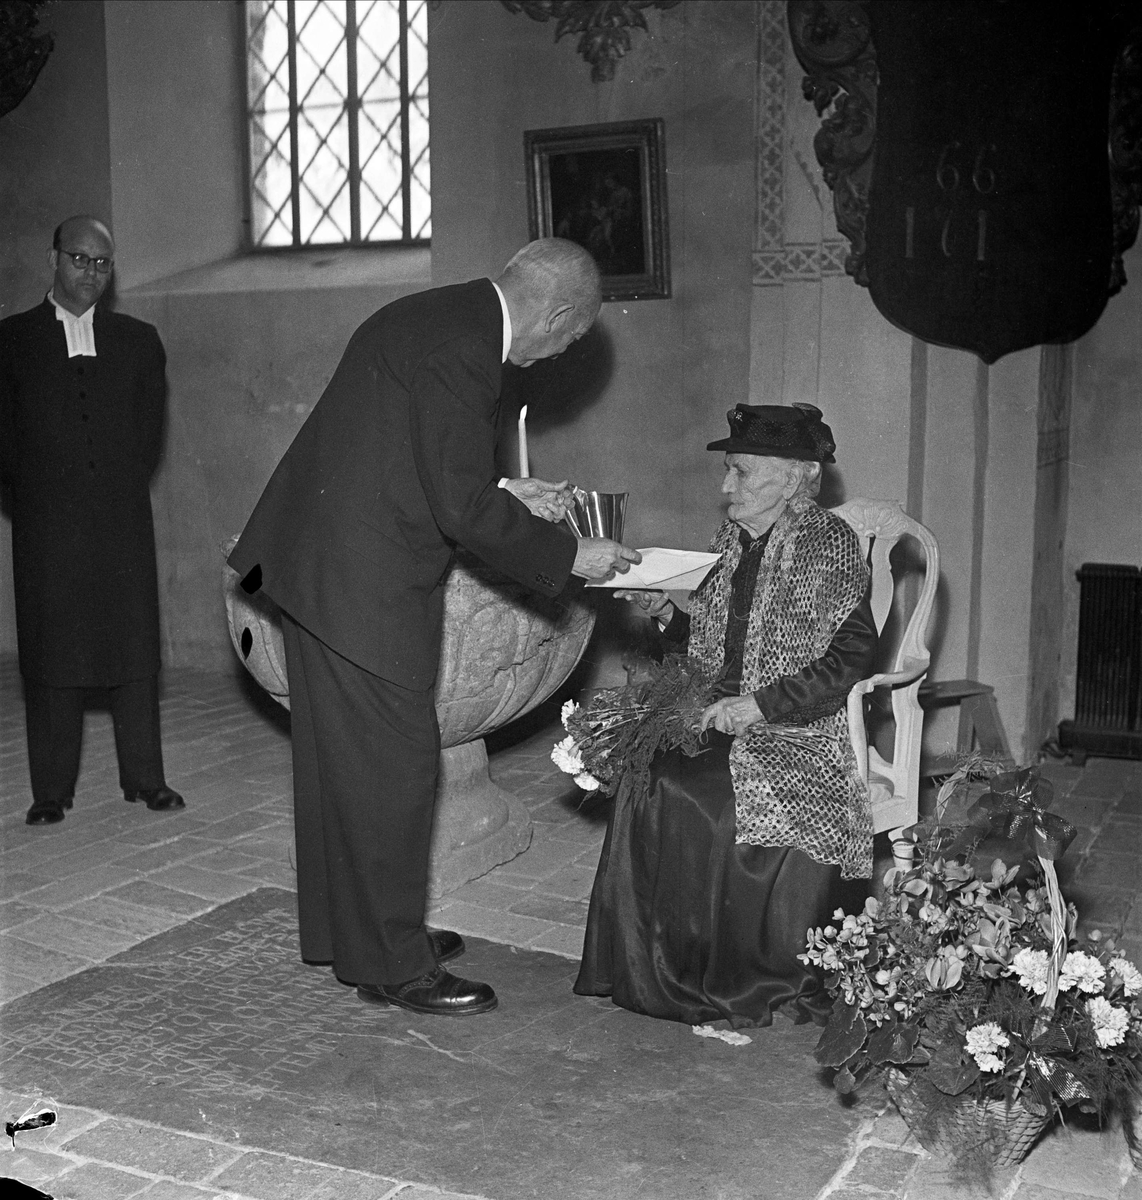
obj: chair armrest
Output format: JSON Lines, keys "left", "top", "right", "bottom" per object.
{"left": 852, "top": 655, "right": 930, "bottom": 694}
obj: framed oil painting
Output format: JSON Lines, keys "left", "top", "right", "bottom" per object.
{"left": 524, "top": 118, "right": 670, "bottom": 302}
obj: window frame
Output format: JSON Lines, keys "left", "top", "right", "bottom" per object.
{"left": 243, "top": 0, "right": 430, "bottom": 251}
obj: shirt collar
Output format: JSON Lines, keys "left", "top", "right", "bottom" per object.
{"left": 491, "top": 281, "right": 512, "bottom": 364}
{"left": 47, "top": 290, "right": 97, "bottom": 358}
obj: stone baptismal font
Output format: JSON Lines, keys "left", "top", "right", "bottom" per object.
{"left": 222, "top": 539, "right": 595, "bottom": 897}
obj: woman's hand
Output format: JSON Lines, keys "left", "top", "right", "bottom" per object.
{"left": 699, "top": 694, "right": 764, "bottom": 737}
{"left": 614, "top": 589, "right": 674, "bottom": 623}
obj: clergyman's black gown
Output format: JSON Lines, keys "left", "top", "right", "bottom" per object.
{"left": 574, "top": 527, "right": 876, "bottom": 1028}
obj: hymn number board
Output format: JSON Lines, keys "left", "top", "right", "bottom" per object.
{"left": 864, "top": 1, "right": 1121, "bottom": 364}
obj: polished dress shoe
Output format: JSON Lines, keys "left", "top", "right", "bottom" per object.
{"left": 357, "top": 966, "right": 498, "bottom": 1015}
{"left": 26, "top": 798, "right": 71, "bottom": 826}
{"left": 429, "top": 928, "right": 465, "bottom": 964}
{"left": 123, "top": 786, "right": 185, "bottom": 811}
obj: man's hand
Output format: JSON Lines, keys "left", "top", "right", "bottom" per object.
{"left": 572, "top": 539, "right": 642, "bottom": 581}
{"left": 614, "top": 589, "right": 674, "bottom": 623}
{"left": 502, "top": 477, "right": 573, "bottom": 523}
{"left": 700, "top": 694, "right": 764, "bottom": 737}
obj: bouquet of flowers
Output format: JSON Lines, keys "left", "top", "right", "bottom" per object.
{"left": 801, "top": 760, "right": 1142, "bottom": 1176}
{"left": 551, "top": 655, "right": 716, "bottom": 794}
{"left": 552, "top": 653, "right": 835, "bottom": 796}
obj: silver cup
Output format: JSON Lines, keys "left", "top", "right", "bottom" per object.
{"left": 565, "top": 489, "right": 627, "bottom": 542}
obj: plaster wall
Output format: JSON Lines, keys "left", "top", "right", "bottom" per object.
{"left": 978, "top": 350, "right": 1040, "bottom": 759}
{"left": 1026, "top": 344, "right": 1073, "bottom": 754}
{"left": 0, "top": 0, "right": 114, "bottom": 658}
{"left": 103, "top": 0, "right": 247, "bottom": 289}
{"left": 1063, "top": 240, "right": 1142, "bottom": 723}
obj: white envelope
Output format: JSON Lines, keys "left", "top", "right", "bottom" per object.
{"left": 585, "top": 547, "right": 720, "bottom": 591}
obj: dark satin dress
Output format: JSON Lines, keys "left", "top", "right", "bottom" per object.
{"left": 574, "top": 528, "right": 876, "bottom": 1028}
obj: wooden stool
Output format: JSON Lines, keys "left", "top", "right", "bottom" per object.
{"left": 918, "top": 679, "right": 1013, "bottom": 764}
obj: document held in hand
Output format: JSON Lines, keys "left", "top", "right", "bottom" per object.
{"left": 585, "top": 548, "right": 720, "bottom": 592}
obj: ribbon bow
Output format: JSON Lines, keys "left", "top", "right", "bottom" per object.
{"left": 963, "top": 766, "right": 1077, "bottom": 862}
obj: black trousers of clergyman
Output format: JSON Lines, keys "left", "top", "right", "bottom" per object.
{"left": 280, "top": 613, "right": 440, "bottom": 988}
{"left": 23, "top": 675, "right": 166, "bottom": 808}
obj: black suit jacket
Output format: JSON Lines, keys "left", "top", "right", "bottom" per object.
{"left": 228, "top": 279, "right": 578, "bottom": 690}
{"left": 0, "top": 300, "right": 166, "bottom": 686}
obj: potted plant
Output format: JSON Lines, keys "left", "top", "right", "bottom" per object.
{"left": 802, "top": 761, "right": 1142, "bottom": 1177}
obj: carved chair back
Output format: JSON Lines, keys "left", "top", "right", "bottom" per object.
{"left": 831, "top": 499, "right": 940, "bottom": 868}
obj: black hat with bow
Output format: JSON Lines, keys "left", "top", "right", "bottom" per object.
{"left": 706, "top": 402, "right": 836, "bottom": 463}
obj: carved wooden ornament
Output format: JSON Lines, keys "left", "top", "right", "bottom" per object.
{"left": 787, "top": 0, "right": 878, "bottom": 285}
{"left": 0, "top": 0, "right": 53, "bottom": 120}
{"left": 791, "top": 1, "right": 1141, "bottom": 364}
{"left": 501, "top": 1, "right": 681, "bottom": 82}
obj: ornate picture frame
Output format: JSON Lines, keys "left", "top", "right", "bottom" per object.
{"left": 524, "top": 118, "right": 670, "bottom": 302}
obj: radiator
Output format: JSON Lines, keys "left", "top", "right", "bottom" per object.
{"left": 1058, "top": 563, "right": 1142, "bottom": 763}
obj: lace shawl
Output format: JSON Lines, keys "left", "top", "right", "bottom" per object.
{"left": 688, "top": 495, "right": 873, "bottom": 878}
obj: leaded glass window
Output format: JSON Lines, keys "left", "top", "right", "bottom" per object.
{"left": 245, "top": 0, "right": 430, "bottom": 247}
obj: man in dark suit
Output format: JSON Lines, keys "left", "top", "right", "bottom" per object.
{"left": 0, "top": 215, "right": 184, "bottom": 826}
{"left": 229, "top": 238, "right": 637, "bottom": 1016}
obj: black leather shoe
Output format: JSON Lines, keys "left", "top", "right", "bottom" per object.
{"left": 429, "top": 929, "right": 465, "bottom": 964}
{"left": 357, "top": 966, "right": 498, "bottom": 1015}
{"left": 123, "top": 786, "right": 185, "bottom": 811}
{"left": 26, "top": 804, "right": 66, "bottom": 826}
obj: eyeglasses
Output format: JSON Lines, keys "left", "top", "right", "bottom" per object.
{"left": 58, "top": 250, "right": 114, "bottom": 274}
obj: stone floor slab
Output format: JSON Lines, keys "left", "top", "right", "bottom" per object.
{"left": 143, "top": 866, "right": 263, "bottom": 903}
{"left": 0, "top": 1145, "right": 78, "bottom": 1186}
{"left": 211, "top": 1152, "right": 388, "bottom": 1200}
{"left": 0, "top": 889, "right": 868, "bottom": 1200}
{"left": 6, "top": 912, "right": 139, "bottom": 961}
{"left": 1019, "top": 1124, "right": 1133, "bottom": 1199}
{"left": 48, "top": 1160, "right": 153, "bottom": 1199}
{"left": 59, "top": 894, "right": 184, "bottom": 940}
{"left": 0, "top": 934, "right": 95, "bottom": 984}
{"left": 0, "top": 899, "right": 47, "bottom": 933}
{"left": 61, "top": 1119, "right": 244, "bottom": 1183}
{"left": 133, "top": 1181, "right": 248, "bottom": 1200}
{"left": 0, "top": 965, "right": 46, "bottom": 1003}
{"left": 841, "top": 1144, "right": 917, "bottom": 1192}
{"left": 0, "top": 871, "right": 53, "bottom": 902}
{"left": 103, "top": 881, "right": 218, "bottom": 920}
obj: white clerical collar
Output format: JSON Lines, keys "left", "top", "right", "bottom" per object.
{"left": 47, "top": 290, "right": 97, "bottom": 358}
{"left": 491, "top": 280, "right": 512, "bottom": 364}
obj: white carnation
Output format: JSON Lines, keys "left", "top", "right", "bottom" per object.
{"left": 1011, "top": 947, "right": 1051, "bottom": 995}
{"left": 965, "top": 1022, "right": 1009, "bottom": 1073}
{"left": 574, "top": 771, "right": 601, "bottom": 791}
{"left": 1110, "top": 954, "right": 1142, "bottom": 998}
{"left": 1060, "top": 950, "right": 1106, "bottom": 994}
{"left": 561, "top": 699, "right": 580, "bottom": 730}
{"left": 550, "top": 735, "right": 584, "bottom": 776}
{"left": 1087, "top": 995, "right": 1129, "bottom": 1049}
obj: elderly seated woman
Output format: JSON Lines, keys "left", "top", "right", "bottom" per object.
{"left": 574, "top": 403, "right": 878, "bottom": 1029}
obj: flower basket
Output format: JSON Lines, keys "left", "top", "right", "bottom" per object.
{"left": 885, "top": 1067, "right": 1051, "bottom": 1166}
{"left": 802, "top": 761, "right": 1142, "bottom": 1183}
{"left": 882, "top": 846, "right": 1065, "bottom": 1167}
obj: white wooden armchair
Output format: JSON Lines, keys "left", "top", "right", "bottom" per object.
{"left": 832, "top": 500, "right": 940, "bottom": 871}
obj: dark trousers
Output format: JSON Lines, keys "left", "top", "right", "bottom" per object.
{"left": 23, "top": 675, "right": 166, "bottom": 808}
{"left": 281, "top": 613, "right": 440, "bottom": 987}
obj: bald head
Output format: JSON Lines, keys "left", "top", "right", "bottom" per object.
{"left": 54, "top": 215, "right": 114, "bottom": 253}
{"left": 50, "top": 215, "right": 115, "bottom": 316}
{"left": 495, "top": 238, "right": 602, "bottom": 367}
